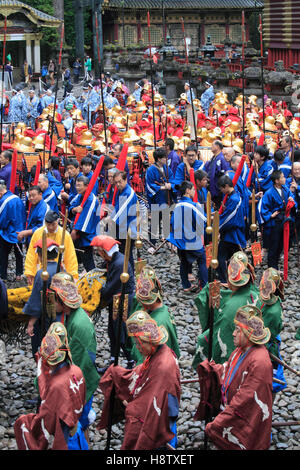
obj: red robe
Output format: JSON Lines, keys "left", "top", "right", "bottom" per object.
{"left": 14, "top": 357, "right": 86, "bottom": 450}
{"left": 196, "top": 345, "right": 273, "bottom": 450}
{"left": 97, "top": 344, "right": 181, "bottom": 450}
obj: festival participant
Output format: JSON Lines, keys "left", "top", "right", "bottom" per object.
{"left": 259, "top": 170, "right": 296, "bottom": 270}
{"left": 37, "top": 173, "right": 59, "bottom": 214}
{"left": 108, "top": 171, "right": 137, "bottom": 270}
{"left": 61, "top": 158, "right": 81, "bottom": 206}
{"left": 288, "top": 161, "right": 300, "bottom": 240}
{"left": 0, "top": 179, "right": 26, "bottom": 281}
{"left": 271, "top": 148, "right": 292, "bottom": 179}
{"left": 24, "top": 239, "right": 60, "bottom": 356}
{"left": 17, "top": 186, "right": 49, "bottom": 247}
{"left": 217, "top": 175, "right": 246, "bottom": 283}
{"left": 80, "top": 156, "right": 99, "bottom": 195}
{"left": 69, "top": 175, "right": 99, "bottom": 272}
{"left": 39, "top": 89, "right": 55, "bottom": 109}
{"left": 203, "top": 140, "right": 230, "bottom": 207}
{"left": 250, "top": 145, "right": 274, "bottom": 194}
{"left": 193, "top": 251, "right": 258, "bottom": 368}
{"left": 0, "top": 150, "right": 12, "bottom": 188}
{"left": 280, "top": 134, "right": 293, "bottom": 161}
{"left": 258, "top": 267, "right": 286, "bottom": 393}
{"left": 196, "top": 305, "right": 273, "bottom": 450}
{"left": 111, "top": 143, "right": 130, "bottom": 182}
{"left": 14, "top": 322, "right": 86, "bottom": 450}
{"left": 200, "top": 81, "right": 215, "bottom": 117}
{"left": 226, "top": 154, "right": 251, "bottom": 221}
{"left": 128, "top": 265, "right": 180, "bottom": 364}
{"left": 97, "top": 311, "right": 181, "bottom": 450}
{"left": 23, "top": 89, "right": 39, "bottom": 130}
{"left": 48, "top": 273, "right": 99, "bottom": 441}
{"left": 222, "top": 147, "right": 235, "bottom": 164}
{"left": 24, "top": 210, "right": 78, "bottom": 285}
{"left": 7, "top": 88, "right": 24, "bottom": 123}
{"left": 91, "top": 235, "right": 135, "bottom": 373}
{"left": 167, "top": 181, "right": 208, "bottom": 293}
{"left": 165, "top": 137, "right": 181, "bottom": 175}
{"left": 174, "top": 145, "right": 204, "bottom": 189}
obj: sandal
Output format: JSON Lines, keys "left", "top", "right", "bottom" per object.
{"left": 183, "top": 284, "right": 198, "bottom": 293}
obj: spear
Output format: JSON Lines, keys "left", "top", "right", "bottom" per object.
{"left": 181, "top": 17, "right": 198, "bottom": 149}
{"left": 259, "top": 13, "right": 266, "bottom": 136}
{"left": 147, "top": 11, "right": 157, "bottom": 150}
{"left": 0, "top": 16, "right": 7, "bottom": 152}
{"left": 241, "top": 11, "right": 246, "bottom": 153}
{"left": 95, "top": 13, "right": 108, "bottom": 151}
{"left": 41, "top": 229, "right": 49, "bottom": 339}
{"left": 106, "top": 229, "right": 131, "bottom": 450}
{"left": 49, "top": 22, "right": 64, "bottom": 158}
{"left": 204, "top": 211, "right": 220, "bottom": 450}
{"left": 56, "top": 208, "right": 68, "bottom": 273}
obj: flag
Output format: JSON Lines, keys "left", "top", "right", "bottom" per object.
{"left": 6, "top": 53, "right": 11, "bottom": 61}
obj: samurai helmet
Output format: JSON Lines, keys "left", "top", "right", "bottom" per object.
{"left": 136, "top": 265, "right": 163, "bottom": 305}
{"left": 259, "top": 267, "right": 284, "bottom": 304}
{"left": 228, "top": 251, "right": 255, "bottom": 287}
{"left": 126, "top": 310, "right": 168, "bottom": 346}
{"left": 234, "top": 305, "right": 271, "bottom": 345}
{"left": 40, "top": 322, "right": 72, "bottom": 366}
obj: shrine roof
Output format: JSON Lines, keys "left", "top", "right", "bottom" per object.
{"left": 103, "top": 0, "right": 263, "bottom": 10}
{"left": 0, "top": 1, "right": 61, "bottom": 26}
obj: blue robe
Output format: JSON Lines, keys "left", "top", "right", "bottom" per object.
{"left": 271, "top": 156, "right": 292, "bottom": 179}
{"left": 7, "top": 93, "right": 24, "bottom": 122}
{"left": 200, "top": 86, "right": 215, "bottom": 116}
{"left": 47, "top": 171, "right": 63, "bottom": 198}
{"left": 111, "top": 183, "right": 137, "bottom": 238}
{"left": 167, "top": 150, "right": 181, "bottom": 175}
{"left": 27, "top": 199, "right": 49, "bottom": 240}
{"left": 0, "top": 163, "right": 12, "bottom": 189}
{"left": 219, "top": 190, "right": 246, "bottom": 248}
{"left": 23, "top": 95, "right": 39, "bottom": 128}
{"left": 258, "top": 184, "right": 296, "bottom": 230}
{"left": 145, "top": 164, "right": 175, "bottom": 206}
{"left": 39, "top": 94, "right": 55, "bottom": 110}
{"left": 0, "top": 191, "right": 26, "bottom": 244}
{"left": 250, "top": 160, "right": 274, "bottom": 193}
{"left": 70, "top": 193, "right": 100, "bottom": 247}
{"left": 204, "top": 153, "right": 230, "bottom": 199}
{"left": 226, "top": 169, "right": 251, "bottom": 219}
{"left": 174, "top": 160, "right": 204, "bottom": 188}
{"left": 167, "top": 196, "right": 206, "bottom": 251}
{"left": 42, "top": 186, "right": 59, "bottom": 214}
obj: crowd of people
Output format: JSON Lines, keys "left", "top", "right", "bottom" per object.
{"left": 0, "top": 66, "right": 300, "bottom": 451}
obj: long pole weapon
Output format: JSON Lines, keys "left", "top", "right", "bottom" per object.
{"left": 241, "top": 11, "right": 246, "bottom": 154}
{"left": 56, "top": 208, "right": 68, "bottom": 273}
{"left": 147, "top": 11, "right": 157, "bottom": 150}
{"left": 95, "top": 12, "right": 109, "bottom": 152}
{"left": 49, "top": 22, "right": 64, "bottom": 158}
{"left": 41, "top": 229, "right": 49, "bottom": 339}
{"left": 181, "top": 17, "right": 198, "bottom": 148}
{"left": 0, "top": 16, "right": 7, "bottom": 152}
{"left": 259, "top": 13, "right": 266, "bottom": 136}
{"left": 106, "top": 229, "right": 131, "bottom": 450}
{"left": 204, "top": 211, "right": 220, "bottom": 450}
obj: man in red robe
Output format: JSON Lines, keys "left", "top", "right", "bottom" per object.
{"left": 14, "top": 322, "right": 86, "bottom": 450}
{"left": 195, "top": 305, "right": 273, "bottom": 450}
{"left": 97, "top": 311, "right": 181, "bottom": 450}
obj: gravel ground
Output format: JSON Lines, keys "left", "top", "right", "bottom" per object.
{"left": 0, "top": 240, "right": 300, "bottom": 451}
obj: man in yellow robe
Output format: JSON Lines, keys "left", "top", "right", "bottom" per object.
{"left": 24, "top": 210, "right": 78, "bottom": 284}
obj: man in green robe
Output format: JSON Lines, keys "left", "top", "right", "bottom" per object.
{"left": 193, "top": 251, "right": 258, "bottom": 368}
{"left": 257, "top": 267, "right": 286, "bottom": 392}
{"left": 49, "top": 272, "right": 100, "bottom": 438}
{"left": 128, "top": 265, "right": 180, "bottom": 365}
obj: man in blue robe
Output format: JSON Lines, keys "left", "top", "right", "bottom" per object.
{"left": 17, "top": 186, "right": 49, "bottom": 248}
{"left": 23, "top": 89, "right": 39, "bottom": 129}
{"left": 69, "top": 175, "right": 100, "bottom": 272}
{"left": 200, "top": 81, "right": 215, "bottom": 116}
{"left": 38, "top": 173, "right": 59, "bottom": 214}
{"left": 0, "top": 150, "right": 12, "bottom": 189}
{"left": 217, "top": 175, "right": 246, "bottom": 283}
{"left": 39, "top": 89, "right": 55, "bottom": 110}
{"left": 7, "top": 89, "right": 23, "bottom": 123}
{"left": 204, "top": 140, "right": 230, "bottom": 207}
{"left": 174, "top": 145, "right": 204, "bottom": 189}
{"left": 259, "top": 170, "right": 297, "bottom": 270}
{"left": 165, "top": 138, "right": 181, "bottom": 176}
{"left": 0, "top": 180, "right": 25, "bottom": 280}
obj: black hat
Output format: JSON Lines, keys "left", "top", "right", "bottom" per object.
{"left": 45, "top": 210, "right": 59, "bottom": 223}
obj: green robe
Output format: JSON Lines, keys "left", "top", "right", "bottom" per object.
{"left": 257, "top": 297, "right": 283, "bottom": 357}
{"left": 65, "top": 307, "right": 100, "bottom": 402}
{"left": 129, "top": 297, "right": 180, "bottom": 365}
{"left": 192, "top": 282, "right": 260, "bottom": 368}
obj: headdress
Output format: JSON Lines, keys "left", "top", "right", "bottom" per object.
{"left": 228, "top": 251, "right": 255, "bottom": 287}
{"left": 50, "top": 273, "right": 82, "bottom": 309}
{"left": 126, "top": 310, "right": 168, "bottom": 346}
{"left": 234, "top": 305, "right": 271, "bottom": 345}
{"left": 259, "top": 267, "right": 284, "bottom": 304}
{"left": 136, "top": 265, "right": 163, "bottom": 305}
{"left": 40, "top": 322, "right": 72, "bottom": 366}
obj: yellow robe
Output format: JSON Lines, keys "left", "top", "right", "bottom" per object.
{"left": 24, "top": 225, "right": 79, "bottom": 279}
